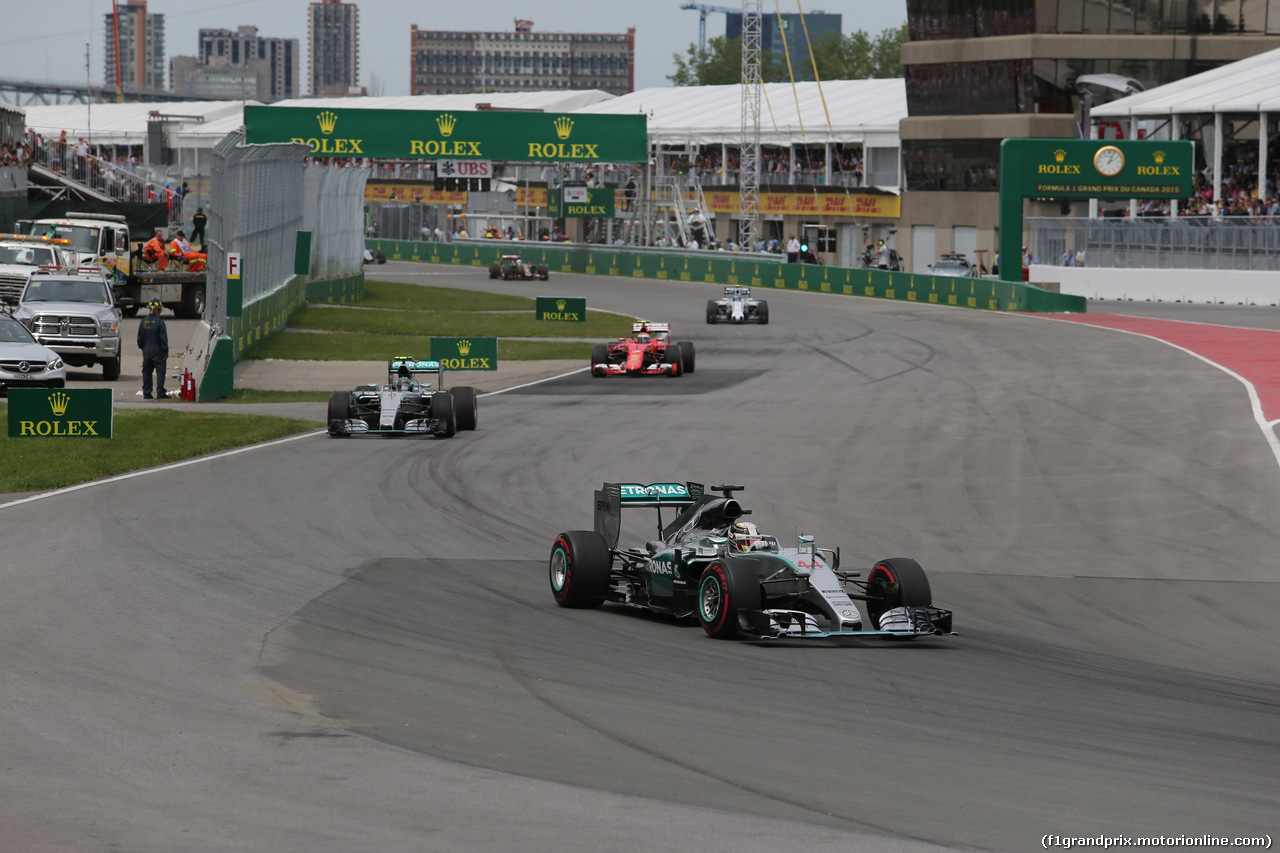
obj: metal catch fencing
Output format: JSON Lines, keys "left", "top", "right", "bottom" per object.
{"left": 206, "top": 131, "right": 366, "bottom": 331}
{"left": 1028, "top": 216, "right": 1280, "bottom": 272}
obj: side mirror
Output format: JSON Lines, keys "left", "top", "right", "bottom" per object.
{"left": 118, "top": 296, "right": 135, "bottom": 310}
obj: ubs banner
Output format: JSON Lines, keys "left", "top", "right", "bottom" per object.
{"left": 7, "top": 388, "right": 114, "bottom": 438}
{"left": 245, "top": 106, "right": 647, "bottom": 163}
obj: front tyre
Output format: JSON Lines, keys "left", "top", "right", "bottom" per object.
{"left": 676, "top": 340, "right": 695, "bottom": 373}
{"left": 327, "top": 391, "right": 352, "bottom": 437}
{"left": 865, "top": 557, "right": 932, "bottom": 629}
{"left": 452, "top": 386, "right": 478, "bottom": 430}
{"left": 103, "top": 356, "right": 121, "bottom": 381}
{"left": 699, "top": 561, "right": 763, "bottom": 639}
{"left": 757, "top": 301, "right": 769, "bottom": 324}
{"left": 489, "top": 263, "right": 501, "bottom": 279}
{"left": 706, "top": 300, "right": 718, "bottom": 324}
{"left": 430, "top": 391, "right": 456, "bottom": 437}
{"left": 663, "top": 344, "right": 683, "bottom": 376}
{"left": 549, "top": 530, "right": 612, "bottom": 608}
{"left": 537, "top": 264, "right": 549, "bottom": 280}
{"left": 591, "top": 343, "right": 609, "bottom": 377}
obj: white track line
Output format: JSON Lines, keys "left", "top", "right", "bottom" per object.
{"left": 1, "top": 368, "right": 585, "bottom": 510}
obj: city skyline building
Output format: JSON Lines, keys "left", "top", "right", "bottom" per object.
{"left": 309, "top": 0, "right": 362, "bottom": 97}
{"left": 170, "top": 26, "right": 299, "bottom": 102}
{"left": 410, "top": 19, "right": 635, "bottom": 96}
{"left": 725, "top": 11, "right": 841, "bottom": 81}
{"left": 103, "top": 1, "right": 166, "bottom": 93}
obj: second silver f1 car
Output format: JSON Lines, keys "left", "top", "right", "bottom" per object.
{"left": 706, "top": 286, "right": 769, "bottom": 324}
{"left": 327, "top": 357, "right": 478, "bottom": 438}
{"left": 550, "top": 482, "right": 953, "bottom": 641}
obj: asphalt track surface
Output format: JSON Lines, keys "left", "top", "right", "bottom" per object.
{"left": 4, "top": 263, "right": 1280, "bottom": 852}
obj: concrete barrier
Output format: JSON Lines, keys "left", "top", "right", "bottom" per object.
{"left": 1031, "top": 266, "right": 1280, "bottom": 306}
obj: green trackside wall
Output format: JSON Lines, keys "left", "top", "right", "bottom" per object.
{"left": 366, "top": 239, "right": 1084, "bottom": 313}
{"left": 197, "top": 270, "right": 365, "bottom": 401}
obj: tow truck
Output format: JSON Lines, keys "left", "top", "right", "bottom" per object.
{"left": 17, "top": 212, "right": 207, "bottom": 318}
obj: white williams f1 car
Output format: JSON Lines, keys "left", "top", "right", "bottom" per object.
{"left": 707, "top": 286, "right": 769, "bottom": 324}
{"left": 550, "top": 482, "right": 953, "bottom": 641}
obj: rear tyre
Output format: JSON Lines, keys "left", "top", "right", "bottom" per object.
{"left": 676, "top": 340, "right": 695, "bottom": 373}
{"left": 430, "top": 391, "right": 456, "bottom": 437}
{"left": 549, "top": 530, "right": 612, "bottom": 608}
{"left": 327, "top": 391, "right": 351, "bottom": 437}
{"left": 537, "top": 264, "right": 549, "bottom": 280}
{"left": 865, "top": 557, "right": 932, "bottom": 629}
{"left": 664, "top": 344, "right": 683, "bottom": 377}
{"left": 103, "top": 357, "right": 121, "bottom": 381}
{"left": 591, "top": 343, "right": 609, "bottom": 377}
{"left": 452, "top": 386, "right": 478, "bottom": 430}
{"left": 699, "top": 560, "right": 762, "bottom": 639}
{"left": 758, "top": 301, "right": 769, "bottom": 324}
{"left": 706, "top": 300, "right": 718, "bottom": 324}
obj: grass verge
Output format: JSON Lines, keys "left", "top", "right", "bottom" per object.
{"left": 245, "top": 331, "right": 596, "bottom": 362}
{"left": 224, "top": 388, "right": 335, "bottom": 403}
{"left": 243, "top": 280, "right": 632, "bottom": 361}
{"left": 0, "top": 402, "right": 317, "bottom": 493}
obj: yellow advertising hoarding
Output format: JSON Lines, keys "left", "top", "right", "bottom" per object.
{"left": 699, "top": 190, "right": 900, "bottom": 219}
{"left": 364, "top": 181, "right": 467, "bottom": 204}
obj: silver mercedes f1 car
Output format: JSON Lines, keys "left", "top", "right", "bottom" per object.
{"left": 550, "top": 482, "right": 953, "bottom": 641}
{"left": 327, "top": 357, "right": 478, "bottom": 438}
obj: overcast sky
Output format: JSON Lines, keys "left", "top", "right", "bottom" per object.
{"left": 1, "top": 0, "right": 907, "bottom": 96}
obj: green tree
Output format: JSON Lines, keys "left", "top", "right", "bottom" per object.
{"left": 668, "top": 36, "right": 746, "bottom": 86}
{"left": 669, "top": 24, "right": 908, "bottom": 85}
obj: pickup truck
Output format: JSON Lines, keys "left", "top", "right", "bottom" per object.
{"left": 10, "top": 268, "right": 132, "bottom": 380}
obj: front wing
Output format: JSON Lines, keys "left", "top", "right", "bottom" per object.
{"left": 328, "top": 416, "right": 450, "bottom": 437}
{"left": 593, "top": 361, "right": 679, "bottom": 376}
{"left": 738, "top": 605, "right": 954, "bottom": 641}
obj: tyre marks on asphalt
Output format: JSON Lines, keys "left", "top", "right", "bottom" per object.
{"left": 1028, "top": 312, "right": 1280, "bottom": 469}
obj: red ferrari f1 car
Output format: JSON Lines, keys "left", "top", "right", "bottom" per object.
{"left": 591, "top": 322, "right": 695, "bottom": 377}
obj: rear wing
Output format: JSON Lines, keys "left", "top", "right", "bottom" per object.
{"left": 388, "top": 357, "right": 443, "bottom": 388}
{"left": 594, "top": 481, "right": 704, "bottom": 548}
{"left": 631, "top": 321, "right": 670, "bottom": 334}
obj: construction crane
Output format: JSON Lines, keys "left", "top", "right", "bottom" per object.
{"left": 679, "top": 2, "right": 740, "bottom": 52}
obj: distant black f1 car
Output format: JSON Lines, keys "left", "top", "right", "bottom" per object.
{"left": 707, "top": 286, "right": 768, "bottom": 324}
{"left": 549, "top": 482, "right": 953, "bottom": 641}
{"left": 489, "top": 253, "right": 549, "bottom": 281}
{"left": 327, "top": 357, "right": 477, "bottom": 438}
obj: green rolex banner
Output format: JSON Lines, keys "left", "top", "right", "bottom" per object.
{"left": 430, "top": 336, "right": 499, "bottom": 371}
{"left": 548, "top": 187, "right": 616, "bottom": 218}
{"left": 245, "top": 106, "right": 647, "bottom": 163}
{"left": 535, "top": 297, "right": 586, "bottom": 322}
{"left": 7, "top": 388, "right": 114, "bottom": 438}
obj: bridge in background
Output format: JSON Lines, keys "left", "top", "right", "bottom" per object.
{"left": 0, "top": 79, "right": 218, "bottom": 106}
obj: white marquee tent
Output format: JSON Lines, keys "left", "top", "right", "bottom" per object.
{"left": 1091, "top": 46, "right": 1280, "bottom": 201}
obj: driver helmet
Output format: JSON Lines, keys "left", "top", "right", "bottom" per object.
{"left": 396, "top": 364, "right": 414, "bottom": 390}
{"left": 729, "top": 521, "right": 762, "bottom": 552}
{"left": 636, "top": 332, "right": 650, "bottom": 345}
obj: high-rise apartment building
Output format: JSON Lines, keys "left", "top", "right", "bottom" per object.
{"left": 893, "top": 0, "right": 1280, "bottom": 269}
{"left": 308, "top": 0, "right": 361, "bottom": 97}
{"left": 411, "top": 19, "right": 635, "bottom": 95}
{"left": 725, "top": 12, "right": 842, "bottom": 81}
{"left": 103, "top": 1, "right": 166, "bottom": 93}
{"left": 170, "top": 26, "right": 299, "bottom": 102}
